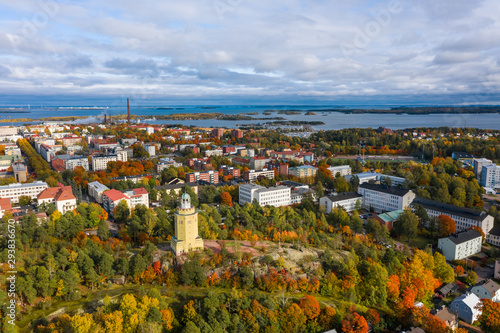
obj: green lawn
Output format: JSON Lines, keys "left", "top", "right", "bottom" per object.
{"left": 398, "top": 234, "right": 437, "bottom": 250}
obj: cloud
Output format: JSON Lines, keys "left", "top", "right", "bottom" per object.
{"left": 0, "top": 0, "right": 498, "bottom": 104}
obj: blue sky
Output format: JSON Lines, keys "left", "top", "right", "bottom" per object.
{"left": 0, "top": 0, "right": 499, "bottom": 105}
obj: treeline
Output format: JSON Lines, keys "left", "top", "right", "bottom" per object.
{"left": 17, "top": 138, "right": 61, "bottom": 185}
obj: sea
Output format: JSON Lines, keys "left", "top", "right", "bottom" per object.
{"left": 0, "top": 105, "right": 499, "bottom": 130}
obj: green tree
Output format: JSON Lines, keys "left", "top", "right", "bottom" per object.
{"left": 114, "top": 200, "right": 130, "bottom": 223}
{"left": 97, "top": 219, "right": 110, "bottom": 240}
{"left": 393, "top": 209, "right": 419, "bottom": 243}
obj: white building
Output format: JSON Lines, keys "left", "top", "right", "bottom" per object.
{"left": 88, "top": 181, "right": 110, "bottom": 204}
{"left": 328, "top": 165, "right": 351, "bottom": 177}
{"left": 122, "top": 188, "right": 149, "bottom": 208}
{"left": 239, "top": 183, "right": 291, "bottom": 207}
{"left": 412, "top": 198, "right": 494, "bottom": 236}
{"left": 471, "top": 279, "right": 500, "bottom": 302}
{"left": 450, "top": 293, "right": 482, "bottom": 324}
{"left": 0, "top": 181, "right": 48, "bottom": 204}
{"left": 91, "top": 155, "right": 117, "bottom": 171}
{"left": 481, "top": 164, "right": 499, "bottom": 189}
{"left": 37, "top": 185, "right": 77, "bottom": 214}
{"left": 66, "top": 156, "right": 89, "bottom": 171}
{"left": 244, "top": 169, "right": 275, "bottom": 181}
{"left": 319, "top": 192, "right": 363, "bottom": 213}
{"left": 145, "top": 144, "right": 156, "bottom": 156}
{"left": 357, "top": 183, "right": 415, "bottom": 213}
{"left": 473, "top": 158, "right": 492, "bottom": 181}
{"left": 115, "top": 149, "right": 128, "bottom": 162}
{"left": 346, "top": 172, "right": 406, "bottom": 186}
{"left": 102, "top": 188, "right": 149, "bottom": 215}
{"left": 438, "top": 229, "right": 482, "bottom": 261}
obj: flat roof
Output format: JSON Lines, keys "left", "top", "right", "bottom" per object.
{"left": 326, "top": 192, "right": 363, "bottom": 203}
{"left": 359, "top": 183, "right": 411, "bottom": 196}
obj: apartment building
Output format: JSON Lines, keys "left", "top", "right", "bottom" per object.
{"left": 0, "top": 181, "right": 48, "bottom": 204}
{"left": 88, "top": 181, "right": 110, "bottom": 203}
{"left": 220, "top": 165, "right": 241, "bottom": 178}
{"left": 438, "top": 229, "right": 483, "bottom": 261}
{"left": 37, "top": 185, "right": 77, "bottom": 214}
{"left": 186, "top": 170, "right": 219, "bottom": 184}
{"left": 473, "top": 158, "right": 492, "bottom": 181}
{"left": 412, "top": 197, "right": 494, "bottom": 235}
{"left": 481, "top": 164, "right": 500, "bottom": 189}
{"left": 102, "top": 188, "right": 149, "bottom": 215}
{"left": 328, "top": 165, "right": 352, "bottom": 177}
{"left": 91, "top": 155, "right": 117, "bottom": 171}
{"left": 244, "top": 169, "right": 275, "bottom": 181}
{"left": 66, "top": 156, "right": 90, "bottom": 171}
{"left": 239, "top": 183, "right": 291, "bottom": 207}
{"left": 231, "top": 129, "right": 243, "bottom": 138}
{"left": 289, "top": 165, "right": 318, "bottom": 179}
{"left": 358, "top": 183, "right": 415, "bottom": 213}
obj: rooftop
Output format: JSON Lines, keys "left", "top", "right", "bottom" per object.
{"left": 377, "top": 209, "right": 405, "bottom": 222}
{"left": 413, "top": 197, "right": 489, "bottom": 221}
{"left": 103, "top": 189, "right": 128, "bottom": 202}
{"left": 326, "top": 192, "right": 363, "bottom": 203}
{"left": 444, "top": 229, "right": 482, "bottom": 245}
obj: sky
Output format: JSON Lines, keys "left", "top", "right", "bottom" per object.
{"left": 0, "top": 0, "right": 500, "bottom": 106}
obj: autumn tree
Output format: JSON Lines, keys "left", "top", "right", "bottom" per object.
{"left": 477, "top": 299, "right": 500, "bottom": 333}
{"left": 280, "top": 303, "right": 307, "bottom": 333}
{"left": 342, "top": 311, "right": 369, "bottom": 333}
{"left": 436, "top": 215, "right": 456, "bottom": 237}
{"left": 221, "top": 191, "right": 233, "bottom": 207}
{"left": 298, "top": 295, "right": 320, "bottom": 320}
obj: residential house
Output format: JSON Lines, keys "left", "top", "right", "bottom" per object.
{"left": 471, "top": 279, "right": 500, "bottom": 302}
{"left": 449, "top": 293, "right": 482, "bottom": 323}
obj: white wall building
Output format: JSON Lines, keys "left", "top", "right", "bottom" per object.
{"left": 357, "top": 183, "right": 415, "bottom": 213}
{"left": 328, "top": 165, "right": 351, "bottom": 177}
{"left": 0, "top": 181, "right": 48, "bottom": 204}
{"left": 66, "top": 156, "right": 89, "bottom": 171}
{"left": 481, "top": 164, "right": 499, "bottom": 189}
{"left": 91, "top": 155, "right": 117, "bottom": 171}
{"left": 438, "top": 229, "right": 482, "bottom": 261}
{"left": 346, "top": 172, "right": 406, "bottom": 186}
{"left": 474, "top": 158, "right": 492, "bottom": 181}
{"left": 37, "top": 185, "right": 77, "bottom": 214}
{"left": 239, "top": 183, "right": 291, "bottom": 207}
{"left": 412, "top": 198, "right": 494, "bottom": 236}
{"left": 145, "top": 144, "right": 156, "bottom": 156}
{"left": 122, "top": 188, "right": 149, "bottom": 208}
{"left": 103, "top": 188, "right": 149, "bottom": 214}
{"left": 471, "top": 279, "right": 500, "bottom": 302}
{"left": 244, "top": 169, "right": 275, "bottom": 181}
{"left": 320, "top": 192, "right": 363, "bottom": 213}
{"left": 88, "top": 181, "right": 110, "bottom": 204}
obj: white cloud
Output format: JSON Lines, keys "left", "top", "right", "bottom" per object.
{"left": 0, "top": 0, "right": 498, "bottom": 103}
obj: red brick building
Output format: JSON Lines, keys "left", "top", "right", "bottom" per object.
{"left": 186, "top": 170, "right": 219, "bottom": 184}
{"left": 231, "top": 129, "right": 243, "bottom": 138}
{"left": 211, "top": 128, "right": 224, "bottom": 138}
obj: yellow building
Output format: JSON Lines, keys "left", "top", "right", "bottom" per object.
{"left": 171, "top": 192, "right": 204, "bottom": 255}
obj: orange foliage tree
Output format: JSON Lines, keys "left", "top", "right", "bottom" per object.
{"left": 437, "top": 215, "right": 456, "bottom": 237}
{"left": 341, "top": 311, "right": 369, "bottom": 333}
{"left": 477, "top": 299, "right": 500, "bottom": 333}
{"left": 298, "top": 295, "right": 320, "bottom": 320}
{"left": 221, "top": 191, "right": 233, "bottom": 207}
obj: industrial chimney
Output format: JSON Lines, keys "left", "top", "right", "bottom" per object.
{"left": 127, "top": 98, "right": 131, "bottom": 124}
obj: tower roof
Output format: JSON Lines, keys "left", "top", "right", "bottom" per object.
{"left": 181, "top": 192, "right": 191, "bottom": 200}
